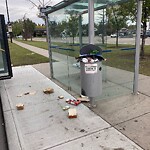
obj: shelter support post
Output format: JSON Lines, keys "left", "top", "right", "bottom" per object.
{"left": 79, "top": 15, "right": 83, "bottom": 49}
{"left": 133, "top": 0, "right": 143, "bottom": 94}
{"left": 46, "top": 15, "right": 54, "bottom": 79}
{"left": 88, "top": 0, "right": 97, "bottom": 107}
{"left": 88, "top": 0, "right": 94, "bottom": 44}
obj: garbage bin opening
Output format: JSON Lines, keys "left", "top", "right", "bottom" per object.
{"left": 77, "top": 54, "right": 104, "bottom": 63}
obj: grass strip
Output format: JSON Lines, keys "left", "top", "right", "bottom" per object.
{"left": 9, "top": 42, "right": 49, "bottom": 66}
{"left": 17, "top": 39, "right": 150, "bottom": 76}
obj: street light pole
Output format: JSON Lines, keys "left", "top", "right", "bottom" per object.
{"left": 5, "top": 0, "right": 13, "bottom": 43}
{"left": 5, "top": 0, "right": 10, "bottom": 23}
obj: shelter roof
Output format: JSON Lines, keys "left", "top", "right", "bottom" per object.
{"left": 41, "top": 0, "right": 129, "bottom": 15}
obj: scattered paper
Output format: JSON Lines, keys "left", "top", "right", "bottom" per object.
{"left": 77, "top": 97, "right": 89, "bottom": 102}
{"left": 58, "top": 95, "right": 64, "bottom": 99}
{"left": 66, "top": 99, "right": 81, "bottom": 106}
{"left": 17, "top": 91, "right": 36, "bottom": 97}
{"left": 16, "top": 103, "right": 24, "bottom": 110}
{"left": 29, "top": 91, "right": 36, "bottom": 95}
{"left": 43, "top": 88, "right": 54, "bottom": 94}
{"left": 62, "top": 106, "right": 70, "bottom": 111}
{"left": 17, "top": 94, "right": 24, "bottom": 97}
{"left": 68, "top": 108, "right": 77, "bottom": 118}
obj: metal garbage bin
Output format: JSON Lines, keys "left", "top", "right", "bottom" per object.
{"left": 77, "top": 44, "right": 105, "bottom": 106}
{"left": 80, "top": 61, "right": 102, "bottom": 97}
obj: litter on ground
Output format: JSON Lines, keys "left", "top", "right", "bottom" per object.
{"left": 43, "top": 88, "right": 54, "bottom": 94}
{"left": 66, "top": 99, "right": 81, "bottom": 106}
{"left": 77, "top": 97, "right": 89, "bottom": 102}
{"left": 68, "top": 108, "right": 77, "bottom": 118}
{"left": 58, "top": 95, "right": 64, "bottom": 99}
{"left": 62, "top": 106, "right": 70, "bottom": 111}
{"left": 17, "top": 91, "right": 36, "bottom": 97}
{"left": 16, "top": 103, "right": 24, "bottom": 110}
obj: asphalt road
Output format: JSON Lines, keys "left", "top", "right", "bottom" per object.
{"left": 0, "top": 99, "right": 8, "bottom": 150}
{"left": 33, "top": 36, "right": 150, "bottom": 45}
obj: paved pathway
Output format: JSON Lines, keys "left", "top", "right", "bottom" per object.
{"left": 0, "top": 66, "right": 144, "bottom": 150}
{"left": 0, "top": 99, "right": 8, "bottom": 150}
{"left": 12, "top": 39, "right": 150, "bottom": 150}
{"left": 13, "top": 40, "right": 49, "bottom": 58}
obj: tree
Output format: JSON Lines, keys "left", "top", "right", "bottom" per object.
{"left": 117, "top": 0, "right": 150, "bottom": 58}
{"left": 27, "top": 0, "right": 52, "bottom": 41}
{"left": 12, "top": 17, "right": 36, "bottom": 41}
{"left": 22, "top": 18, "right": 36, "bottom": 41}
{"left": 66, "top": 11, "right": 79, "bottom": 44}
{"left": 97, "top": 9, "right": 107, "bottom": 44}
{"left": 12, "top": 20, "right": 23, "bottom": 37}
{"left": 106, "top": 5, "right": 128, "bottom": 47}
{"left": 140, "top": 0, "right": 150, "bottom": 58}
{"left": 49, "top": 20, "right": 58, "bottom": 37}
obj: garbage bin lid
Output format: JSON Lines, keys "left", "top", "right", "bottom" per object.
{"left": 80, "top": 44, "right": 102, "bottom": 55}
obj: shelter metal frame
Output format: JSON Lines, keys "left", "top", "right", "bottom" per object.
{"left": 41, "top": 0, "right": 143, "bottom": 94}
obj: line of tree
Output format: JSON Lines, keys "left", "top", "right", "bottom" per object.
{"left": 12, "top": 0, "right": 150, "bottom": 58}
{"left": 106, "top": 0, "right": 150, "bottom": 58}
{"left": 12, "top": 17, "right": 36, "bottom": 41}
{"left": 12, "top": 17, "right": 47, "bottom": 41}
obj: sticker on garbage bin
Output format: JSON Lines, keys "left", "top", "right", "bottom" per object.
{"left": 85, "top": 64, "right": 97, "bottom": 74}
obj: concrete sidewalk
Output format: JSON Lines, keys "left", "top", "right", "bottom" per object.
{"left": 0, "top": 66, "right": 143, "bottom": 150}
{"left": 12, "top": 39, "right": 150, "bottom": 149}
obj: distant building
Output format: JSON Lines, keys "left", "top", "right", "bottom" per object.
{"left": 34, "top": 26, "right": 46, "bottom": 37}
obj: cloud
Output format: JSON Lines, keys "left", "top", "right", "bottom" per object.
{"left": 0, "top": 0, "right": 62, "bottom": 24}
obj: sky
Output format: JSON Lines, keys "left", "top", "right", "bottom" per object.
{"left": 0, "top": 0, "right": 62, "bottom": 24}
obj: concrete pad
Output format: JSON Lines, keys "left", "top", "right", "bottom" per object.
{"left": 106, "top": 66, "right": 134, "bottom": 84}
{"left": 138, "top": 77, "right": 150, "bottom": 96}
{"left": 32, "top": 63, "right": 51, "bottom": 79}
{"left": 4, "top": 66, "right": 47, "bottom": 87}
{"left": 11, "top": 39, "right": 150, "bottom": 150}
{"left": 1, "top": 65, "right": 144, "bottom": 150}
{"left": 97, "top": 81, "right": 132, "bottom": 100}
{"left": 17, "top": 101, "right": 110, "bottom": 150}
{"left": 115, "top": 113, "right": 150, "bottom": 150}
{"left": 49, "top": 127, "right": 143, "bottom": 150}
{"left": 51, "top": 68, "right": 133, "bottom": 101}
{"left": 92, "top": 93, "right": 150, "bottom": 125}
{"left": 2, "top": 110, "right": 23, "bottom": 150}
{"left": 0, "top": 99, "right": 8, "bottom": 150}
{"left": 3, "top": 78, "right": 78, "bottom": 109}
{"left": 0, "top": 86, "right": 11, "bottom": 111}
{"left": 53, "top": 62, "right": 80, "bottom": 77}
{"left": 2, "top": 66, "right": 113, "bottom": 150}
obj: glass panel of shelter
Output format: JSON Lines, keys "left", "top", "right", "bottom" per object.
{"left": 0, "top": 15, "right": 12, "bottom": 79}
{"left": 48, "top": 0, "right": 135, "bottom": 100}
{"left": 95, "top": 5, "right": 135, "bottom": 100}
{"left": 48, "top": 8, "right": 73, "bottom": 90}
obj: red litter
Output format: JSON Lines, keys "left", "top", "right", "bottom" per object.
{"left": 66, "top": 99, "right": 81, "bottom": 106}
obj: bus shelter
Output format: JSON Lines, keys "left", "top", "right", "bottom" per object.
{"left": 40, "top": 0, "right": 143, "bottom": 100}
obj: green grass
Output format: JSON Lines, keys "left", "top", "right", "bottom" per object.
{"left": 17, "top": 39, "right": 150, "bottom": 76}
{"left": 9, "top": 42, "right": 49, "bottom": 66}
{"left": 18, "top": 40, "right": 49, "bottom": 50}
{"left": 139, "top": 45, "right": 150, "bottom": 76}
{"left": 17, "top": 39, "right": 80, "bottom": 57}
